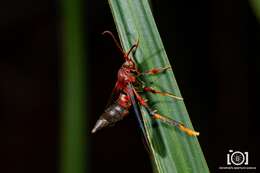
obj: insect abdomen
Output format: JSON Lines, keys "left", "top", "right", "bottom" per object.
{"left": 91, "top": 103, "right": 129, "bottom": 133}
{"left": 103, "top": 103, "right": 129, "bottom": 123}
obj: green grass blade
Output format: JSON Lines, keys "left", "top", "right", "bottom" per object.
{"left": 108, "top": 0, "right": 209, "bottom": 172}
{"left": 60, "top": 0, "right": 87, "bottom": 172}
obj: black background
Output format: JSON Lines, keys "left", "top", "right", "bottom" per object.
{"left": 0, "top": 0, "right": 257, "bottom": 173}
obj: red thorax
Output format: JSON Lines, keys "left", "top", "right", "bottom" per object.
{"left": 116, "top": 66, "right": 136, "bottom": 90}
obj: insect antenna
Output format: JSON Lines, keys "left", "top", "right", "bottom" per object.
{"left": 102, "top": 31, "right": 125, "bottom": 58}
{"left": 102, "top": 31, "right": 139, "bottom": 62}
{"left": 126, "top": 38, "right": 139, "bottom": 59}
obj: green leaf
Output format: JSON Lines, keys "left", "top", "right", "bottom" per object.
{"left": 108, "top": 0, "right": 210, "bottom": 172}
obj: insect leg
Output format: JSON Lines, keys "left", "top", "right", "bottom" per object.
{"left": 130, "top": 86, "right": 148, "bottom": 107}
{"left": 130, "top": 86, "right": 199, "bottom": 136}
{"left": 143, "top": 86, "right": 183, "bottom": 100}
{"left": 139, "top": 66, "right": 171, "bottom": 75}
{"left": 135, "top": 66, "right": 172, "bottom": 85}
{"left": 134, "top": 66, "right": 182, "bottom": 100}
{"left": 147, "top": 107, "right": 199, "bottom": 136}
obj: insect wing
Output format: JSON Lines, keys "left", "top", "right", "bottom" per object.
{"left": 104, "top": 82, "right": 122, "bottom": 108}
{"left": 127, "top": 84, "right": 150, "bottom": 150}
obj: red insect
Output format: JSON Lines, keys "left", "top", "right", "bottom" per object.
{"left": 91, "top": 31, "right": 199, "bottom": 137}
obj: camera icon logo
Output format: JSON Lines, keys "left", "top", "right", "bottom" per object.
{"left": 227, "top": 150, "right": 248, "bottom": 166}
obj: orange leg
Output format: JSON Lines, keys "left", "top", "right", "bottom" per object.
{"left": 152, "top": 113, "right": 200, "bottom": 136}
{"left": 130, "top": 87, "right": 199, "bottom": 136}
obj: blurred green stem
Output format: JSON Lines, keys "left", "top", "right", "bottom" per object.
{"left": 250, "top": 0, "right": 260, "bottom": 21}
{"left": 60, "top": 0, "right": 87, "bottom": 173}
